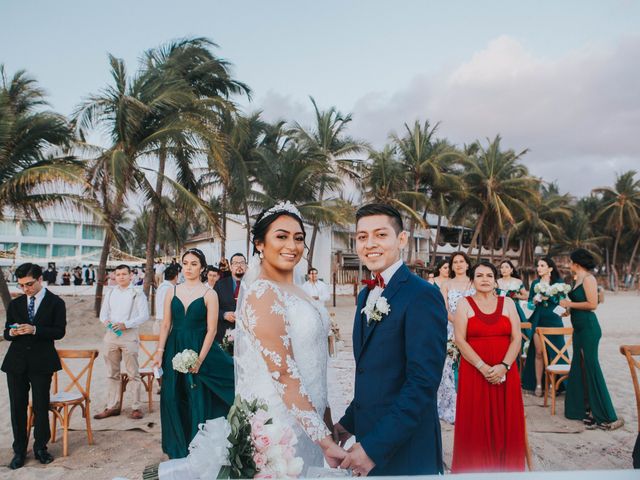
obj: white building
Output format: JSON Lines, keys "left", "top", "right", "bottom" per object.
{"left": 0, "top": 215, "right": 105, "bottom": 268}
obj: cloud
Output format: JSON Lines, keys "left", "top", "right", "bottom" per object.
{"left": 352, "top": 35, "right": 640, "bottom": 195}
{"left": 255, "top": 36, "right": 640, "bottom": 195}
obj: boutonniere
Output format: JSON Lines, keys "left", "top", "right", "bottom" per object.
{"left": 362, "top": 295, "right": 391, "bottom": 325}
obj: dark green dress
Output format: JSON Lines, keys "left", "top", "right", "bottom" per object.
{"left": 521, "top": 279, "right": 567, "bottom": 391}
{"left": 161, "top": 293, "right": 235, "bottom": 459}
{"left": 564, "top": 284, "right": 618, "bottom": 423}
{"left": 496, "top": 281, "right": 529, "bottom": 369}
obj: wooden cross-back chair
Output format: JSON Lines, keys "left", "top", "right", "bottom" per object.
{"left": 619, "top": 345, "right": 640, "bottom": 432}
{"left": 120, "top": 334, "right": 160, "bottom": 412}
{"left": 536, "top": 327, "right": 573, "bottom": 415}
{"left": 28, "top": 349, "right": 99, "bottom": 456}
{"left": 519, "top": 322, "right": 532, "bottom": 370}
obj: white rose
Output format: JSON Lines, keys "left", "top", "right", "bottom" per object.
{"left": 287, "top": 457, "right": 304, "bottom": 477}
{"left": 375, "top": 297, "right": 390, "bottom": 315}
{"left": 266, "top": 444, "right": 284, "bottom": 462}
{"left": 270, "top": 458, "right": 288, "bottom": 477}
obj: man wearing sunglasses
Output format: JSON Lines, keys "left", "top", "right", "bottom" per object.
{"left": 2, "top": 263, "right": 67, "bottom": 469}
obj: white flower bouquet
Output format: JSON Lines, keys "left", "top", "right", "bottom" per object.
{"left": 172, "top": 349, "right": 199, "bottom": 388}
{"left": 362, "top": 295, "right": 391, "bottom": 325}
{"left": 533, "top": 282, "right": 571, "bottom": 315}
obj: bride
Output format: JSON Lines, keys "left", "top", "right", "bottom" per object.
{"left": 159, "top": 202, "right": 346, "bottom": 479}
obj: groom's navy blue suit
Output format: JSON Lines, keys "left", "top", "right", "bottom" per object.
{"left": 339, "top": 263, "right": 447, "bottom": 476}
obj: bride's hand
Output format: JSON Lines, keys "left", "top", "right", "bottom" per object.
{"left": 319, "top": 435, "right": 347, "bottom": 468}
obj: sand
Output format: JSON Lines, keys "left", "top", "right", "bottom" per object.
{"left": 0, "top": 291, "right": 638, "bottom": 479}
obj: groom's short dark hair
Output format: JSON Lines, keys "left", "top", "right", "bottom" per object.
{"left": 356, "top": 203, "right": 403, "bottom": 234}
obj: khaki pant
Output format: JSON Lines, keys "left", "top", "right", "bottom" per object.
{"left": 102, "top": 328, "right": 141, "bottom": 410}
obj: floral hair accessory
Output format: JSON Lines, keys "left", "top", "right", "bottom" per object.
{"left": 263, "top": 201, "right": 302, "bottom": 220}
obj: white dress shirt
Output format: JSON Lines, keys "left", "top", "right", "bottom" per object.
{"left": 302, "top": 280, "right": 331, "bottom": 303}
{"left": 366, "top": 259, "right": 404, "bottom": 308}
{"left": 155, "top": 280, "right": 174, "bottom": 321}
{"left": 26, "top": 286, "right": 47, "bottom": 317}
{"left": 100, "top": 284, "right": 149, "bottom": 329}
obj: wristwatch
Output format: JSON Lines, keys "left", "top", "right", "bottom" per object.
{"left": 500, "top": 361, "right": 510, "bottom": 371}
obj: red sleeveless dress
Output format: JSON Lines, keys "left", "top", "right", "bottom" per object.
{"left": 451, "top": 296, "right": 526, "bottom": 473}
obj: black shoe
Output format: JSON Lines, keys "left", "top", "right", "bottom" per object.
{"left": 34, "top": 449, "right": 54, "bottom": 464}
{"left": 9, "top": 453, "right": 26, "bottom": 470}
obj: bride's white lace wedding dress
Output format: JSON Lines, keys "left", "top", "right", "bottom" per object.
{"left": 158, "top": 278, "right": 331, "bottom": 479}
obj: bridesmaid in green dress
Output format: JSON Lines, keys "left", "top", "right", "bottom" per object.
{"left": 559, "top": 249, "right": 622, "bottom": 430}
{"left": 153, "top": 248, "right": 234, "bottom": 459}
{"left": 521, "top": 256, "right": 567, "bottom": 395}
{"left": 433, "top": 259, "right": 450, "bottom": 293}
{"left": 497, "top": 260, "right": 530, "bottom": 367}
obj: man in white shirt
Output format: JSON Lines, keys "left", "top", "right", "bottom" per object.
{"left": 302, "top": 267, "right": 331, "bottom": 304}
{"left": 154, "top": 260, "right": 166, "bottom": 288}
{"left": 94, "top": 264, "right": 149, "bottom": 420}
{"left": 154, "top": 265, "right": 179, "bottom": 332}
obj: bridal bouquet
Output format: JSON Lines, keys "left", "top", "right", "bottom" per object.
{"left": 198, "top": 396, "right": 303, "bottom": 479}
{"left": 221, "top": 328, "right": 235, "bottom": 356}
{"left": 172, "top": 349, "right": 199, "bottom": 388}
{"left": 533, "top": 282, "right": 571, "bottom": 314}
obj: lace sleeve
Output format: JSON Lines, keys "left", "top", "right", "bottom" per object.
{"left": 244, "top": 282, "right": 330, "bottom": 442}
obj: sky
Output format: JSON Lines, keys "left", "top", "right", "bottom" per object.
{"left": 2, "top": 0, "right": 639, "bottom": 196}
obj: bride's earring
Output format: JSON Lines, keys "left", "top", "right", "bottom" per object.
{"left": 259, "top": 251, "right": 264, "bottom": 260}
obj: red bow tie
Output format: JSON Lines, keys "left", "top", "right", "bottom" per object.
{"left": 362, "top": 273, "right": 386, "bottom": 290}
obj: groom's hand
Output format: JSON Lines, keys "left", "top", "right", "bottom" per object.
{"left": 333, "top": 422, "right": 352, "bottom": 447}
{"left": 340, "top": 443, "right": 375, "bottom": 477}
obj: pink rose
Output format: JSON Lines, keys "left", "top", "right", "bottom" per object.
{"left": 253, "top": 434, "right": 272, "bottom": 451}
{"left": 253, "top": 452, "right": 267, "bottom": 469}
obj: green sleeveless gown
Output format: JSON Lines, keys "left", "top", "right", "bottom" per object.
{"left": 564, "top": 284, "right": 617, "bottom": 423}
{"left": 161, "top": 294, "right": 235, "bottom": 459}
{"left": 521, "top": 279, "right": 567, "bottom": 391}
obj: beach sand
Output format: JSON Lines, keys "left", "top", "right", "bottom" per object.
{"left": 0, "top": 290, "right": 638, "bottom": 479}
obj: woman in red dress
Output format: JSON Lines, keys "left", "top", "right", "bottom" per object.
{"left": 451, "top": 261, "right": 526, "bottom": 473}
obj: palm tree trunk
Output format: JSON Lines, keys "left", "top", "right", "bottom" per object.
{"left": 611, "top": 227, "right": 623, "bottom": 291}
{"left": 431, "top": 214, "right": 443, "bottom": 265}
{"left": 143, "top": 148, "right": 167, "bottom": 296}
{"left": 0, "top": 267, "right": 13, "bottom": 309}
{"left": 94, "top": 232, "right": 113, "bottom": 316}
{"left": 628, "top": 234, "right": 640, "bottom": 273}
{"left": 308, "top": 182, "right": 327, "bottom": 268}
{"left": 220, "top": 186, "right": 228, "bottom": 260}
{"left": 468, "top": 210, "right": 486, "bottom": 258}
{"left": 243, "top": 200, "right": 251, "bottom": 257}
{"left": 407, "top": 217, "right": 416, "bottom": 264}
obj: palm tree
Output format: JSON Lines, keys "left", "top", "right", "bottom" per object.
{"left": 74, "top": 54, "right": 214, "bottom": 314}
{"left": 512, "top": 183, "right": 572, "bottom": 269}
{"left": 139, "top": 38, "right": 251, "bottom": 293}
{"left": 0, "top": 66, "right": 84, "bottom": 308}
{"left": 293, "top": 97, "right": 366, "bottom": 267}
{"left": 592, "top": 170, "right": 640, "bottom": 289}
{"left": 458, "top": 135, "right": 539, "bottom": 260}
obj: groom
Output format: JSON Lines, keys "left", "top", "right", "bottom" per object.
{"left": 335, "top": 203, "right": 447, "bottom": 476}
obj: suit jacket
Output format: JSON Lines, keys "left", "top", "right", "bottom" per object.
{"left": 213, "top": 276, "right": 237, "bottom": 343}
{"left": 339, "top": 264, "right": 447, "bottom": 476}
{"left": 1, "top": 290, "right": 67, "bottom": 374}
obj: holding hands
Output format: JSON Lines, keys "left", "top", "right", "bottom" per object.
{"left": 340, "top": 443, "right": 375, "bottom": 477}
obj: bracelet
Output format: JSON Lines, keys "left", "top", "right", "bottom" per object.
{"left": 475, "top": 360, "right": 485, "bottom": 370}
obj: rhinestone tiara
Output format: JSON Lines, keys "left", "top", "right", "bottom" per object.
{"left": 263, "top": 201, "right": 302, "bottom": 220}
